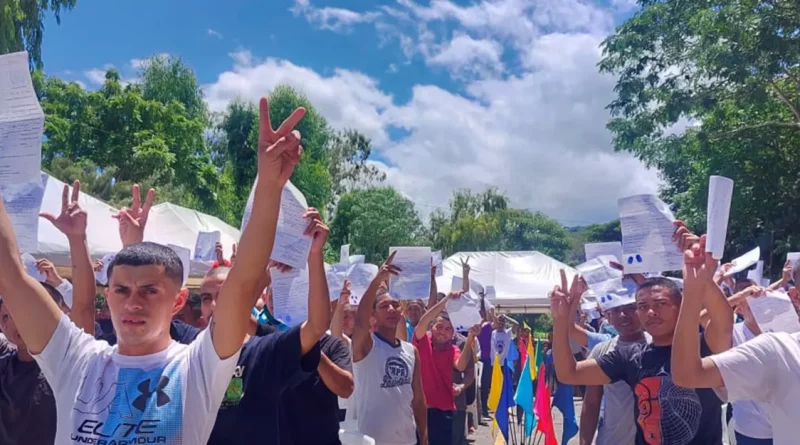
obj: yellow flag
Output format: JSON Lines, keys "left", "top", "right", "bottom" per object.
{"left": 531, "top": 339, "right": 539, "bottom": 379}
{"left": 527, "top": 336, "right": 535, "bottom": 378}
{"left": 487, "top": 353, "right": 503, "bottom": 411}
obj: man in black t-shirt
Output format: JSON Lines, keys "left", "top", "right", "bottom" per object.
{"left": 550, "top": 253, "right": 733, "bottom": 445}
{"left": 280, "top": 333, "right": 354, "bottom": 445}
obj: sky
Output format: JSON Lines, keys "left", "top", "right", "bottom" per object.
{"left": 40, "top": 0, "right": 659, "bottom": 226}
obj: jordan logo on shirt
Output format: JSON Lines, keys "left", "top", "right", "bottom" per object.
{"left": 381, "top": 357, "right": 411, "bottom": 388}
{"left": 133, "top": 375, "right": 171, "bottom": 411}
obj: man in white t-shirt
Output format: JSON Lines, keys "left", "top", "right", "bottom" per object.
{"left": 0, "top": 96, "right": 306, "bottom": 444}
{"left": 672, "top": 235, "right": 795, "bottom": 445}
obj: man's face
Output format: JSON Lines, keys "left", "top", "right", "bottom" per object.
{"left": 431, "top": 316, "right": 455, "bottom": 344}
{"left": 606, "top": 303, "right": 643, "bottom": 338}
{"left": 342, "top": 306, "right": 356, "bottom": 336}
{"left": 106, "top": 264, "right": 184, "bottom": 348}
{"left": 635, "top": 286, "right": 679, "bottom": 338}
{"left": 373, "top": 294, "right": 401, "bottom": 329}
{"left": 199, "top": 274, "right": 226, "bottom": 320}
{"left": 406, "top": 302, "right": 424, "bottom": 326}
{"left": 0, "top": 304, "right": 25, "bottom": 350}
{"left": 520, "top": 328, "right": 530, "bottom": 340}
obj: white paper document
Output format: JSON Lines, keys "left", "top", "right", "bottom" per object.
{"left": 271, "top": 267, "right": 310, "bottom": 326}
{"left": 193, "top": 231, "right": 220, "bottom": 262}
{"left": 348, "top": 255, "right": 365, "bottom": 265}
{"left": 0, "top": 52, "right": 45, "bottom": 185}
{"left": 325, "top": 263, "right": 346, "bottom": 301}
{"left": 241, "top": 180, "right": 312, "bottom": 269}
{"left": 340, "top": 244, "right": 350, "bottom": 265}
{"left": 706, "top": 176, "right": 734, "bottom": 260}
{"left": 787, "top": 252, "right": 800, "bottom": 269}
{"left": 388, "top": 247, "right": 432, "bottom": 300}
{"left": 21, "top": 252, "right": 45, "bottom": 281}
{"left": 584, "top": 242, "right": 623, "bottom": 263}
{"left": 166, "top": 244, "right": 191, "bottom": 287}
{"left": 576, "top": 255, "right": 623, "bottom": 287}
{"left": 445, "top": 294, "right": 482, "bottom": 331}
{"left": 746, "top": 260, "right": 764, "bottom": 285}
{"left": 432, "top": 250, "right": 443, "bottom": 277}
{"left": 618, "top": 194, "right": 683, "bottom": 273}
{"left": 346, "top": 263, "right": 378, "bottom": 305}
{"left": 748, "top": 292, "right": 800, "bottom": 334}
{"left": 450, "top": 276, "right": 484, "bottom": 301}
{"left": 724, "top": 247, "right": 760, "bottom": 277}
{"left": 1, "top": 180, "right": 44, "bottom": 252}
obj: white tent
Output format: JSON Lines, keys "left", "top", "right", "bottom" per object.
{"left": 436, "top": 251, "right": 577, "bottom": 313}
{"left": 35, "top": 174, "right": 122, "bottom": 265}
{"left": 144, "top": 202, "right": 240, "bottom": 278}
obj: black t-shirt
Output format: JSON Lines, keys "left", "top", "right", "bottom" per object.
{"left": 597, "top": 337, "right": 722, "bottom": 445}
{"left": 0, "top": 337, "right": 57, "bottom": 445}
{"left": 207, "top": 325, "right": 321, "bottom": 445}
{"left": 169, "top": 319, "right": 201, "bottom": 344}
{"left": 280, "top": 334, "right": 352, "bottom": 445}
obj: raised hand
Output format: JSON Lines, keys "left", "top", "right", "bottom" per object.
{"left": 339, "top": 280, "right": 351, "bottom": 304}
{"left": 112, "top": 184, "right": 155, "bottom": 247}
{"left": 460, "top": 256, "right": 471, "bottom": 273}
{"left": 269, "top": 260, "right": 293, "bottom": 274}
{"left": 215, "top": 242, "right": 225, "bottom": 264}
{"left": 714, "top": 263, "right": 734, "bottom": 285}
{"left": 550, "top": 269, "right": 582, "bottom": 321}
{"left": 257, "top": 97, "right": 306, "bottom": 187}
{"left": 682, "top": 235, "right": 718, "bottom": 293}
{"left": 782, "top": 260, "right": 793, "bottom": 283}
{"left": 231, "top": 243, "right": 237, "bottom": 264}
{"left": 92, "top": 259, "right": 104, "bottom": 273}
{"left": 377, "top": 250, "right": 402, "bottom": 282}
{"left": 40, "top": 180, "right": 87, "bottom": 238}
{"left": 673, "top": 220, "right": 700, "bottom": 254}
{"left": 304, "top": 208, "right": 329, "bottom": 253}
{"left": 36, "top": 259, "right": 63, "bottom": 286}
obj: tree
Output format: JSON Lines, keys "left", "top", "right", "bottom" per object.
{"left": 600, "top": 0, "right": 800, "bottom": 276}
{"left": 0, "top": 0, "right": 76, "bottom": 69}
{"left": 326, "top": 129, "right": 386, "bottom": 213}
{"left": 329, "top": 187, "right": 426, "bottom": 264}
{"left": 139, "top": 54, "right": 208, "bottom": 121}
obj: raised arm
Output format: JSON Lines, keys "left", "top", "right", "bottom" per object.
{"left": 414, "top": 293, "right": 450, "bottom": 341}
{"left": 551, "top": 270, "right": 611, "bottom": 386}
{"left": 40, "top": 181, "right": 96, "bottom": 335}
{"left": 112, "top": 184, "right": 155, "bottom": 248}
{"left": 675, "top": 222, "right": 732, "bottom": 353}
{"left": 0, "top": 191, "right": 62, "bottom": 353}
{"left": 768, "top": 260, "right": 792, "bottom": 292}
{"left": 353, "top": 252, "right": 400, "bottom": 362}
{"left": 454, "top": 324, "right": 478, "bottom": 372}
{"left": 672, "top": 235, "right": 725, "bottom": 389}
{"left": 213, "top": 97, "right": 305, "bottom": 359}
{"left": 427, "top": 262, "right": 438, "bottom": 310}
{"left": 461, "top": 256, "right": 470, "bottom": 293}
{"left": 301, "top": 208, "right": 331, "bottom": 354}
{"left": 330, "top": 280, "right": 350, "bottom": 340}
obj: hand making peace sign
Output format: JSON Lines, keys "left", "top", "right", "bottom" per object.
{"left": 112, "top": 184, "right": 155, "bottom": 247}
{"left": 257, "top": 97, "right": 306, "bottom": 187}
{"left": 40, "top": 180, "right": 88, "bottom": 238}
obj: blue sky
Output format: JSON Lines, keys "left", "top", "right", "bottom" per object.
{"left": 41, "top": 0, "right": 657, "bottom": 225}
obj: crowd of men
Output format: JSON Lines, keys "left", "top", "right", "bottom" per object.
{"left": 1, "top": 95, "right": 799, "bottom": 445}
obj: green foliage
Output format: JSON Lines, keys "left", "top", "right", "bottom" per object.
{"left": 139, "top": 54, "right": 208, "bottom": 121}
{"left": 329, "top": 187, "right": 426, "bottom": 264}
{"left": 0, "top": 0, "right": 76, "bottom": 69}
{"left": 601, "top": 0, "right": 800, "bottom": 276}
{"left": 430, "top": 188, "right": 571, "bottom": 262}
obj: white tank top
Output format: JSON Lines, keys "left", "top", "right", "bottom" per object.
{"left": 353, "top": 333, "right": 417, "bottom": 445}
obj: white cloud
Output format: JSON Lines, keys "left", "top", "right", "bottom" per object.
{"left": 387, "top": 63, "right": 398, "bottom": 73}
{"left": 207, "top": 28, "right": 224, "bottom": 39}
{"left": 203, "top": 33, "right": 659, "bottom": 223}
{"left": 427, "top": 34, "right": 504, "bottom": 78}
{"left": 84, "top": 69, "right": 107, "bottom": 86}
{"left": 290, "top": 0, "right": 380, "bottom": 32}
{"left": 130, "top": 53, "right": 170, "bottom": 70}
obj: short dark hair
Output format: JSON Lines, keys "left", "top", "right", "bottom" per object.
{"left": 436, "top": 312, "right": 451, "bottom": 322}
{"left": 636, "top": 277, "right": 682, "bottom": 305}
{"left": 107, "top": 242, "right": 184, "bottom": 287}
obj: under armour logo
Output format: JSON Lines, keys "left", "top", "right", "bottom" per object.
{"left": 132, "top": 376, "right": 171, "bottom": 412}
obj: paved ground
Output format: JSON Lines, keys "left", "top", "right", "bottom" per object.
{"left": 468, "top": 400, "right": 583, "bottom": 445}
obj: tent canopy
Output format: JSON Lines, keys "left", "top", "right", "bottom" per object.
{"left": 35, "top": 174, "right": 122, "bottom": 265}
{"left": 436, "top": 251, "right": 577, "bottom": 312}
{"left": 144, "top": 202, "right": 240, "bottom": 278}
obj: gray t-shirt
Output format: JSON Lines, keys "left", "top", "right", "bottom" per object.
{"left": 588, "top": 334, "right": 648, "bottom": 445}
{"left": 0, "top": 336, "right": 57, "bottom": 445}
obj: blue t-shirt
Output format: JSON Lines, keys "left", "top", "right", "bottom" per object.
{"left": 207, "top": 325, "right": 321, "bottom": 445}
{"left": 587, "top": 331, "right": 613, "bottom": 352}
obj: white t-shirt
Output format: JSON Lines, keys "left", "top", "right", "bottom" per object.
{"left": 710, "top": 331, "right": 800, "bottom": 445}
{"left": 490, "top": 329, "right": 512, "bottom": 364}
{"left": 33, "top": 315, "right": 239, "bottom": 445}
{"left": 729, "top": 323, "right": 772, "bottom": 439}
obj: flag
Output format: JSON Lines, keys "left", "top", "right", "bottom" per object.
{"left": 505, "top": 337, "right": 519, "bottom": 370}
{"left": 513, "top": 354, "right": 536, "bottom": 437}
{"left": 534, "top": 363, "right": 557, "bottom": 445}
{"left": 527, "top": 336, "right": 535, "bottom": 377}
{"left": 488, "top": 354, "right": 503, "bottom": 412}
{"left": 554, "top": 382, "right": 579, "bottom": 444}
{"left": 495, "top": 366, "right": 515, "bottom": 443}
